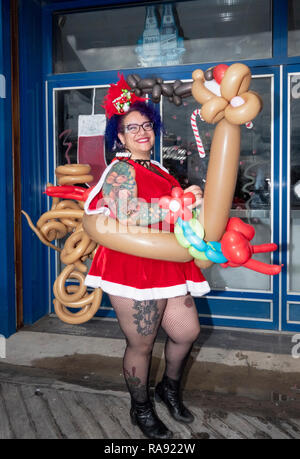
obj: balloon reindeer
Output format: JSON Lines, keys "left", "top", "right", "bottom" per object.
{"left": 23, "top": 63, "right": 282, "bottom": 325}
{"left": 157, "top": 63, "right": 281, "bottom": 275}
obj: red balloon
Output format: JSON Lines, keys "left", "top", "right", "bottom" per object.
{"left": 45, "top": 185, "right": 93, "bottom": 202}
{"left": 226, "top": 217, "right": 255, "bottom": 241}
{"left": 181, "top": 192, "right": 196, "bottom": 207}
{"left": 220, "top": 218, "right": 282, "bottom": 275}
{"left": 221, "top": 230, "right": 252, "bottom": 265}
{"left": 213, "top": 64, "right": 229, "bottom": 84}
{"left": 171, "top": 187, "right": 184, "bottom": 198}
{"left": 158, "top": 195, "right": 172, "bottom": 209}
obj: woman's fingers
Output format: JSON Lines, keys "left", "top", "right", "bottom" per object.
{"left": 184, "top": 185, "right": 203, "bottom": 196}
{"left": 184, "top": 185, "right": 203, "bottom": 209}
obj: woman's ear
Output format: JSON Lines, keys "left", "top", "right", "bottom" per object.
{"left": 118, "top": 132, "right": 125, "bottom": 146}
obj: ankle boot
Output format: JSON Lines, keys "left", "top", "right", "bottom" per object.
{"left": 130, "top": 399, "right": 173, "bottom": 439}
{"left": 155, "top": 375, "right": 194, "bottom": 424}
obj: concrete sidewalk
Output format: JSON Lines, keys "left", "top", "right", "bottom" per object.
{"left": 0, "top": 316, "right": 300, "bottom": 439}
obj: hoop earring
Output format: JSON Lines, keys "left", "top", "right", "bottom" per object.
{"left": 116, "top": 144, "right": 132, "bottom": 159}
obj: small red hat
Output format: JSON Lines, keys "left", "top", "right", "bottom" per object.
{"left": 102, "top": 74, "right": 146, "bottom": 119}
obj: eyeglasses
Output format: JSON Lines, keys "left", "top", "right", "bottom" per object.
{"left": 123, "top": 121, "right": 154, "bottom": 134}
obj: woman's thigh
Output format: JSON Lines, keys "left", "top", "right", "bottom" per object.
{"left": 161, "top": 295, "right": 200, "bottom": 343}
{"left": 109, "top": 295, "right": 167, "bottom": 346}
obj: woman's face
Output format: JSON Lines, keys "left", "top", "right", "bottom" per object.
{"left": 117, "top": 110, "right": 155, "bottom": 158}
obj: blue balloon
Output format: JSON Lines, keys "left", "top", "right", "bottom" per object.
{"left": 205, "top": 241, "right": 227, "bottom": 264}
{"left": 176, "top": 217, "right": 227, "bottom": 264}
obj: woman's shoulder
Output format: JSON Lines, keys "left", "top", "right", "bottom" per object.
{"left": 106, "top": 158, "right": 136, "bottom": 177}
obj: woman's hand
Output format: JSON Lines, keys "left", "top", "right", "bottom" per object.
{"left": 184, "top": 185, "right": 203, "bottom": 209}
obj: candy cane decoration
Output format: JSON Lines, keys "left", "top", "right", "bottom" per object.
{"left": 190, "top": 109, "right": 206, "bottom": 158}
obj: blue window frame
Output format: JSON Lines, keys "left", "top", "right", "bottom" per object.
{"left": 15, "top": 0, "right": 300, "bottom": 333}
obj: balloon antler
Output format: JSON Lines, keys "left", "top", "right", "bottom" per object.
{"left": 220, "top": 218, "right": 282, "bottom": 275}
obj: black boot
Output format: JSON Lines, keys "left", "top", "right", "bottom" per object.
{"left": 155, "top": 375, "right": 194, "bottom": 424}
{"left": 130, "top": 399, "right": 173, "bottom": 439}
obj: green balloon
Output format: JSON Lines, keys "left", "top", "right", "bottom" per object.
{"left": 188, "top": 246, "right": 208, "bottom": 260}
{"left": 189, "top": 217, "right": 205, "bottom": 239}
{"left": 174, "top": 224, "right": 190, "bottom": 248}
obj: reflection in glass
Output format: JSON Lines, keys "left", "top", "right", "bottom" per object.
{"left": 54, "top": 86, "right": 110, "bottom": 274}
{"left": 54, "top": 87, "right": 114, "bottom": 183}
{"left": 53, "top": 0, "right": 272, "bottom": 74}
{"left": 162, "top": 76, "right": 273, "bottom": 291}
{"left": 288, "top": 0, "right": 300, "bottom": 57}
{"left": 289, "top": 74, "right": 300, "bottom": 292}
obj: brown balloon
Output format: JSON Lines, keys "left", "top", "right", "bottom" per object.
{"left": 220, "top": 63, "right": 251, "bottom": 101}
{"left": 82, "top": 214, "right": 193, "bottom": 263}
{"left": 195, "top": 118, "right": 241, "bottom": 269}
{"left": 225, "top": 91, "right": 263, "bottom": 125}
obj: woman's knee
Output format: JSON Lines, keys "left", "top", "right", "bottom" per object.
{"left": 166, "top": 322, "right": 200, "bottom": 345}
{"left": 127, "top": 339, "right": 154, "bottom": 357}
{"left": 189, "top": 323, "right": 201, "bottom": 343}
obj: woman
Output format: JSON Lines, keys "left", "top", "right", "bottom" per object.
{"left": 84, "top": 82, "right": 210, "bottom": 439}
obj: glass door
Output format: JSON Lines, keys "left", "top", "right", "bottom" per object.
{"left": 160, "top": 67, "right": 281, "bottom": 330}
{"left": 282, "top": 65, "right": 300, "bottom": 331}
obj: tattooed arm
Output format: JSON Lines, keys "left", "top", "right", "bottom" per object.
{"left": 102, "top": 161, "right": 168, "bottom": 226}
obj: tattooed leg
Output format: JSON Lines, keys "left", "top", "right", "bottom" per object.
{"left": 109, "top": 295, "right": 167, "bottom": 402}
{"left": 133, "top": 299, "right": 160, "bottom": 336}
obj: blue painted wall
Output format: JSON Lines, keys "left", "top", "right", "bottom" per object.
{"left": 0, "top": 0, "right": 16, "bottom": 337}
{"left": 19, "top": 0, "right": 50, "bottom": 326}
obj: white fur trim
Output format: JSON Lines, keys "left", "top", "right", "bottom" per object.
{"left": 150, "top": 160, "right": 170, "bottom": 174}
{"left": 84, "top": 275, "right": 210, "bottom": 300}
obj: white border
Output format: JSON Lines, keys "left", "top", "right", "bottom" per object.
{"left": 279, "top": 65, "right": 283, "bottom": 331}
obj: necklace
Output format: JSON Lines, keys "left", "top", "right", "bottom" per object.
{"left": 133, "top": 159, "right": 151, "bottom": 169}
{"left": 115, "top": 153, "right": 167, "bottom": 180}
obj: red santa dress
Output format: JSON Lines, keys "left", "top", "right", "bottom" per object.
{"left": 84, "top": 158, "right": 210, "bottom": 301}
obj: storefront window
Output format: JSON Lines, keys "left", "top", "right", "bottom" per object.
{"left": 162, "top": 76, "right": 273, "bottom": 291}
{"left": 53, "top": 0, "right": 272, "bottom": 74}
{"left": 289, "top": 73, "right": 300, "bottom": 292}
{"left": 288, "top": 0, "right": 300, "bottom": 57}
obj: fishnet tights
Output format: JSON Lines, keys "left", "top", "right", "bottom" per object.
{"left": 109, "top": 294, "right": 200, "bottom": 402}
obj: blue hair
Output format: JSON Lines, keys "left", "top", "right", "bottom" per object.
{"left": 105, "top": 101, "right": 163, "bottom": 151}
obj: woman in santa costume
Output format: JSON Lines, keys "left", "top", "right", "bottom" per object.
{"left": 84, "top": 76, "right": 209, "bottom": 439}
